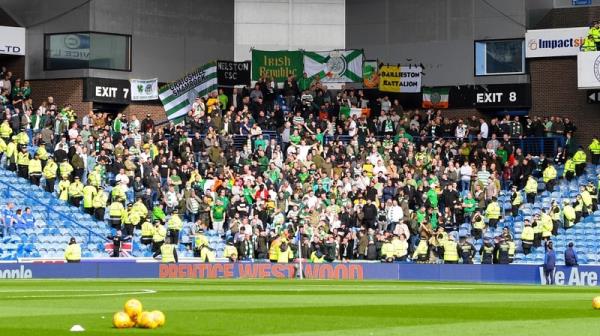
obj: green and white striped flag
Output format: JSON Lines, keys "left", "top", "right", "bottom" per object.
{"left": 159, "top": 62, "right": 218, "bottom": 121}
{"left": 303, "top": 49, "right": 364, "bottom": 83}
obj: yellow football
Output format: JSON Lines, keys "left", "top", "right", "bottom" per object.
{"left": 152, "top": 310, "right": 166, "bottom": 327}
{"left": 138, "top": 311, "right": 159, "bottom": 329}
{"left": 124, "top": 299, "right": 143, "bottom": 321}
{"left": 593, "top": 296, "right": 600, "bottom": 309}
{"left": 112, "top": 311, "right": 134, "bottom": 329}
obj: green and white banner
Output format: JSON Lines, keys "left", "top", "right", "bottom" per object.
{"left": 303, "top": 49, "right": 364, "bottom": 83}
{"left": 159, "top": 62, "right": 218, "bottom": 121}
{"left": 130, "top": 78, "right": 158, "bottom": 101}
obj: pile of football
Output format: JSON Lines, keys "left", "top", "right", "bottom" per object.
{"left": 113, "top": 299, "right": 165, "bottom": 329}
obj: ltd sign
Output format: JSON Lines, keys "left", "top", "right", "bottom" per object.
{"left": 84, "top": 78, "right": 131, "bottom": 104}
{"left": 0, "top": 26, "right": 26, "bottom": 56}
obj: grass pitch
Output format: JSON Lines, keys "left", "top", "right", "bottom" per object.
{"left": 0, "top": 279, "right": 599, "bottom": 335}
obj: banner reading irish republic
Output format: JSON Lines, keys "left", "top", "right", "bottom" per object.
{"left": 303, "top": 49, "right": 364, "bottom": 83}
{"left": 158, "top": 62, "right": 218, "bottom": 121}
{"left": 251, "top": 50, "right": 303, "bottom": 82}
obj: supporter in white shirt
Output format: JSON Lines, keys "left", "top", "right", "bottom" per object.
{"left": 373, "top": 160, "right": 388, "bottom": 176}
{"left": 479, "top": 119, "right": 489, "bottom": 139}
{"left": 115, "top": 169, "right": 130, "bottom": 187}
{"left": 387, "top": 201, "right": 404, "bottom": 224}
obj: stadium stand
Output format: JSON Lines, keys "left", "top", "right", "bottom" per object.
{"left": 0, "top": 58, "right": 598, "bottom": 266}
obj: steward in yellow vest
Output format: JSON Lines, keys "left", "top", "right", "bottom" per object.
{"left": 68, "top": 176, "right": 84, "bottom": 207}
{"left": 36, "top": 143, "right": 49, "bottom": 167}
{"left": 152, "top": 220, "right": 167, "bottom": 256}
{"left": 521, "top": 221, "right": 534, "bottom": 255}
{"left": 92, "top": 187, "right": 108, "bottom": 221}
{"left": 0, "top": 120, "right": 12, "bottom": 140}
{"left": 87, "top": 168, "right": 102, "bottom": 187}
{"left": 582, "top": 34, "right": 597, "bottom": 51}
{"left": 485, "top": 197, "right": 501, "bottom": 228}
{"left": 160, "top": 238, "right": 178, "bottom": 263}
{"left": 223, "top": 240, "right": 239, "bottom": 262}
{"left": 58, "top": 175, "right": 70, "bottom": 201}
{"left": 573, "top": 147, "right": 587, "bottom": 177}
{"left": 589, "top": 137, "right": 600, "bottom": 165}
{"left": 108, "top": 201, "right": 124, "bottom": 229}
{"left": 524, "top": 176, "right": 538, "bottom": 204}
{"left": 563, "top": 159, "right": 576, "bottom": 181}
{"left": 277, "top": 241, "right": 293, "bottom": 263}
{"left": 309, "top": 247, "right": 325, "bottom": 263}
{"left": 471, "top": 212, "right": 486, "bottom": 240}
{"left": 64, "top": 237, "right": 81, "bottom": 263}
{"left": 43, "top": 157, "right": 58, "bottom": 193}
{"left": 412, "top": 239, "right": 430, "bottom": 263}
{"left": 580, "top": 186, "right": 593, "bottom": 216}
{"left": 28, "top": 153, "right": 42, "bottom": 186}
{"left": 82, "top": 185, "right": 97, "bottom": 215}
{"left": 550, "top": 201, "right": 561, "bottom": 236}
{"left": 542, "top": 164, "right": 557, "bottom": 192}
{"left": 140, "top": 220, "right": 154, "bottom": 245}
{"left": 380, "top": 238, "right": 395, "bottom": 262}
{"left": 510, "top": 185, "right": 523, "bottom": 216}
{"left": 442, "top": 236, "right": 459, "bottom": 264}
{"left": 5, "top": 140, "right": 16, "bottom": 171}
{"left": 563, "top": 200, "right": 576, "bottom": 229}
{"left": 16, "top": 147, "right": 29, "bottom": 179}
{"left": 167, "top": 210, "right": 183, "bottom": 244}
{"left": 59, "top": 160, "right": 73, "bottom": 180}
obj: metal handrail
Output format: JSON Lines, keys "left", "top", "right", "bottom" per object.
{"left": 0, "top": 177, "right": 109, "bottom": 244}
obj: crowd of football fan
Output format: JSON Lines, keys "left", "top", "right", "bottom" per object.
{"left": 1, "top": 64, "right": 599, "bottom": 264}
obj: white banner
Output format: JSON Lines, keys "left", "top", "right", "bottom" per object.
{"left": 525, "top": 27, "right": 589, "bottom": 58}
{"left": 130, "top": 78, "right": 158, "bottom": 101}
{"left": 0, "top": 26, "right": 26, "bottom": 56}
{"left": 577, "top": 51, "right": 600, "bottom": 89}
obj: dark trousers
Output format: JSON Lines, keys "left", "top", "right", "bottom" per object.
{"left": 169, "top": 229, "right": 180, "bottom": 244}
{"left": 141, "top": 236, "right": 153, "bottom": 245}
{"left": 522, "top": 241, "right": 532, "bottom": 255}
{"left": 488, "top": 218, "right": 499, "bottom": 229}
{"left": 545, "top": 179, "right": 555, "bottom": 192}
{"left": 471, "top": 228, "right": 483, "bottom": 240}
{"left": 575, "top": 163, "right": 586, "bottom": 177}
{"left": 69, "top": 196, "right": 82, "bottom": 208}
{"left": 29, "top": 174, "right": 41, "bottom": 186}
{"left": 110, "top": 218, "right": 121, "bottom": 230}
{"left": 94, "top": 207, "right": 105, "bottom": 221}
{"left": 592, "top": 153, "right": 600, "bottom": 165}
{"left": 534, "top": 233, "right": 542, "bottom": 247}
{"left": 552, "top": 220, "right": 560, "bottom": 236}
{"left": 526, "top": 193, "right": 536, "bottom": 204}
{"left": 66, "top": 260, "right": 80, "bottom": 263}
{"left": 511, "top": 204, "right": 520, "bottom": 217}
{"left": 123, "top": 224, "right": 134, "bottom": 238}
{"left": 444, "top": 260, "right": 458, "bottom": 264}
{"left": 45, "top": 178, "right": 55, "bottom": 193}
{"left": 84, "top": 207, "right": 94, "bottom": 215}
{"left": 565, "top": 171, "right": 574, "bottom": 181}
{"left": 152, "top": 241, "right": 164, "bottom": 257}
{"left": 17, "top": 164, "right": 28, "bottom": 179}
{"left": 544, "top": 268, "right": 555, "bottom": 285}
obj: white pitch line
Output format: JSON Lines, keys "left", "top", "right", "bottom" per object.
{"left": 4, "top": 289, "right": 157, "bottom": 299}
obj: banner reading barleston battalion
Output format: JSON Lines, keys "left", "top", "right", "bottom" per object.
{"left": 159, "top": 62, "right": 218, "bottom": 121}
{"left": 378, "top": 65, "right": 422, "bottom": 93}
{"left": 577, "top": 51, "right": 600, "bottom": 89}
{"left": 217, "top": 60, "right": 251, "bottom": 87}
{"left": 303, "top": 49, "right": 364, "bottom": 83}
{"left": 251, "top": 50, "right": 303, "bottom": 82}
{"left": 130, "top": 78, "right": 158, "bottom": 101}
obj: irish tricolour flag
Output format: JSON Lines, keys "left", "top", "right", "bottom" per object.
{"left": 159, "top": 62, "right": 218, "bottom": 121}
{"left": 422, "top": 87, "right": 449, "bottom": 109}
{"left": 303, "top": 50, "right": 364, "bottom": 83}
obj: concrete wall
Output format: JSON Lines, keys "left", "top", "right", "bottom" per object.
{"left": 345, "top": 0, "right": 530, "bottom": 86}
{"left": 234, "top": 0, "right": 345, "bottom": 61}
{"left": 0, "top": 0, "right": 234, "bottom": 82}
